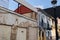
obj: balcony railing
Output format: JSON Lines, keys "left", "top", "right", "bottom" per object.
{"left": 39, "top": 22, "right": 52, "bottom": 30}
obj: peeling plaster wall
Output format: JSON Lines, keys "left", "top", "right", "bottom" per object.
{"left": 0, "top": 12, "right": 37, "bottom": 27}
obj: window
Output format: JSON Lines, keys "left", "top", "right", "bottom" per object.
{"left": 47, "top": 21, "right": 49, "bottom": 28}
{"left": 41, "top": 19, "right": 43, "bottom": 27}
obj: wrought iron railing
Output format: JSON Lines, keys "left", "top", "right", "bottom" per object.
{"left": 39, "top": 22, "right": 52, "bottom": 30}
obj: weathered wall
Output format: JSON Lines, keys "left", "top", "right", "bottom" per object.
{"left": 0, "top": 12, "right": 37, "bottom": 27}
{"left": 23, "top": 12, "right": 37, "bottom": 20}
{"left": 0, "top": 7, "right": 38, "bottom": 40}
{"left": 16, "top": 28, "right": 27, "bottom": 40}
{"left": 29, "top": 27, "right": 38, "bottom": 40}
{"left": 23, "top": 13, "right": 32, "bottom": 18}
{"left": 0, "top": 25, "right": 11, "bottom": 40}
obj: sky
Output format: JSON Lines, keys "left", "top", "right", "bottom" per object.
{"left": 9, "top": 0, "right": 60, "bottom": 10}
{"left": 1, "top": 0, "right": 60, "bottom": 10}
{"left": 25, "top": 0, "right": 60, "bottom": 9}
{"left": 9, "top": 0, "right": 18, "bottom": 10}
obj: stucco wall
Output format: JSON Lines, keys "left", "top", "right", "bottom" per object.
{"left": 29, "top": 27, "right": 38, "bottom": 40}
{"left": 0, "top": 12, "right": 37, "bottom": 27}
{"left": 23, "top": 13, "right": 32, "bottom": 18}
{"left": 16, "top": 28, "right": 27, "bottom": 40}
{"left": 0, "top": 25, "right": 11, "bottom": 40}
{"left": 0, "top": 6, "right": 38, "bottom": 40}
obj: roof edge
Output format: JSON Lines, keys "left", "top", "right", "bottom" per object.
{"left": 14, "top": 0, "right": 38, "bottom": 13}
{"left": 0, "top": 6, "right": 37, "bottom": 22}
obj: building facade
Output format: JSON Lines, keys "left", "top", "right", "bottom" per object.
{"left": 14, "top": 0, "right": 53, "bottom": 40}
{"left": 57, "top": 18, "right": 60, "bottom": 40}
{"left": 0, "top": 0, "right": 38, "bottom": 40}
{"left": 44, "top": 6, "right": 60, "bottom": 40}
{"left": 0, "top": 6, "right": 38, "bottom": 40}
{"left": 0, "top": 0, "right": 54, "bottom": 40}
{"left": 38, "top": 9, "right": 52, "bottom": 40}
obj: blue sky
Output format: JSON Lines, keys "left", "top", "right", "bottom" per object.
{"left": 9, "top": 0, "right": 60, "bottom": 10}
{"left": 25, "top": 0, "right": 60, "bottom": 9}
{"left": 9, "top": 0, "right": 18, "bottom": 10}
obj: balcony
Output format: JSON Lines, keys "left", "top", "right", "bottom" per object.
{"left": 39, "top": 21, "right": 52, "bottom": 30}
